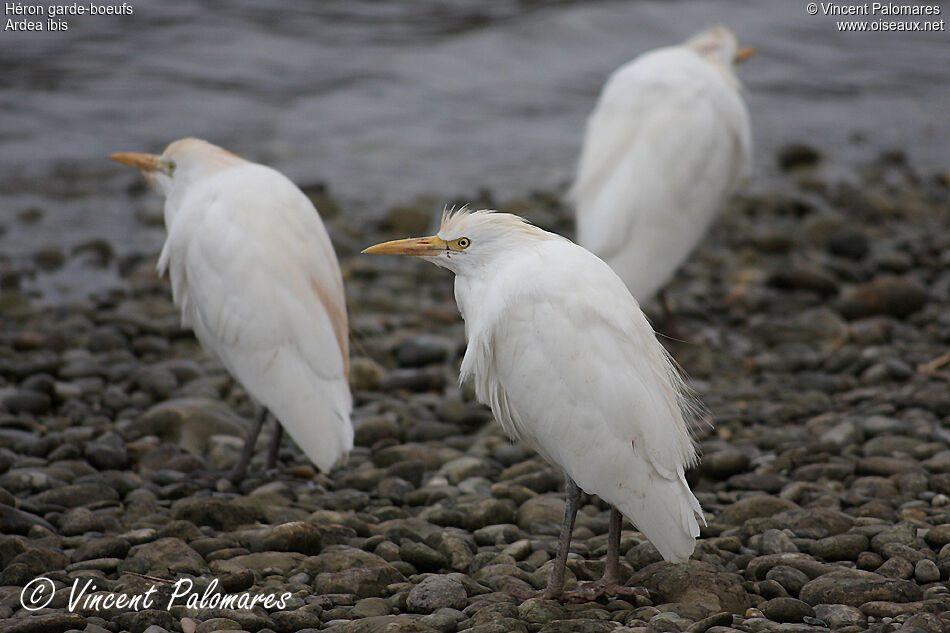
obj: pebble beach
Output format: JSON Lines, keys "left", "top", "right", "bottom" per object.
{"left": 1, "top": 147, "right": 949, "bottom": 633}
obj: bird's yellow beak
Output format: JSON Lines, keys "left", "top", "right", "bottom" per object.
{"left": 109, "top": 152, "right": 164, "bottom": 172}
{"left": 362, "top": 235, "right": 448, "bottom": 256}
{"left": 735, "top": 46, "right": 757, "bottom": 63}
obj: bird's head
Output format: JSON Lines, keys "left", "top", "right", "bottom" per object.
{"left": 110, "top": 137, "right": 244, "bottom": 196}
{"left": 362, "top": 208, "right": 561, "bottom": 274}
{"left": 684, "top": 26, "right": 755, "bottom": 75}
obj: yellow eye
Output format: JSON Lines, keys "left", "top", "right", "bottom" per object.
{"left": 456, "top": 237, "right": 471, "bottom": 249}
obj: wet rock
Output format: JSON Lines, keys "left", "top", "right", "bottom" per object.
{"left": 760, "top": 529, "right": 799, "bottom": 555}
{"left": 406, "top": 575, "right": 468, "bottom": 613}
{"left": 0, "top": 613, "right": 86, "bottom": 633}
{"left": 914, "top": 559, "right": 940, "bottom": 583}
{"left": 777, "top": 144, "right": 821, "bottom": 171}
{"left": 243, "top": 521, "right": 322, "bottom": 555}
{"left": 122, "top": 537, "right": 207, "bottom": 575}
{"left": 353, "top": 416, "right": 401, "bottom": 447}
{"left": 717, "top": 496, "right": 799, "bottom": 525}
{"left": 0, "top": 504, "right": 55, "bottom": 534}
{"left": 397, "top": 335, "right": 453, "bottom": 367}
{"left": 827, "top": 229, "right": 869, "bottom": 260}
{"left": 32, "top": 483, "right": 119, "bottom": 509}
{"left": 84, "top": 431, "right": 129, "bottom": 470}
{"left": 838, "top": 276, "right": 928, "bottom": 319}
{"left": 73, "top": 536, "right": 131, "bottom": 562}
{"left": 462, "top": 498, "right": 516, "bottom": 531}
{"left": 812, "top": 603, "right": 866, "bottom": 629}
{"left": 211, "top": 551, "right": 304, "bottom": 578}
{"left": 516, "top": 495, "right": 564, "bottom": 535}
{"left": 761, "top": 597, "right": 815, "bottom": 623}
{"left": 811, "top": 533, "right": 868, "bottom": 561}
{"left": 59, "top": 507, "right": 121, "bottom": 536}
{"left": 350, "top": 356, "right": 385, "bottom": 391}
{"left": 170, "top": 497, "right": 260, "bottom": 530}
{"left": 400, "top": 541, "right": 447, "bottom": 571}
{"left": 113, "top": 610, "right": 176, "bottom": 633}
{"left": 700, "top": 449, "right": 750, "bottom": 479}
{"left": 128, "top": 398, "right": 245, "bottom": 453}
{"left": 799, "top": 569, "right": 923, "bottom": 606}
{"left": 764, "top": 566, "right": 810, "bottom": 598}
{"left": 382, "top": 368, "right": 447, "bottom": 392}
{"left": 326, "top": 614, "right": 438, "bottom": 633}
{"left": 518, "top": 598, "right": 565, "bottom": 625}
{"left": 2, "top": 390, "right": 52, "bottom": 415}
{"left": 630, "top": 560, "right": 749, "bottom": 613}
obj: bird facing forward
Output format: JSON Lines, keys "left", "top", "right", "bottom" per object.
{"left": 111, "top": 138, "right": 353, "bottom": 481}
{"left": 364, "top": 209, "right": 704, "bottom": 600}
{"left": 571, "top": 26, "right": 754, "bottom": 319}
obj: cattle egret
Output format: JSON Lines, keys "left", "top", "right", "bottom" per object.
{"left": 111, "top": 138, "right": 353, "bottom": 481}
{"left": 364, "top": 209, "right": 704, "bottom": 600}
{"left": 571, "top": 26, "right": 754, "bottom": 319}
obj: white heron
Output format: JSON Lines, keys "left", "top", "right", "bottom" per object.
{"left": 570, "top": 26, "right": 754, "bottom": 322}
{"left": 111, "top": 138, "right": 353, "bottom": 481}
{"left": 364, "top": 209, "right": 703, "bottom": 600}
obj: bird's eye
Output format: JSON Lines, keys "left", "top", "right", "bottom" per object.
{"left": 165, "top": 160, "right": 177, "bottom": 175}
{"left": 457, "top": 237, "right": 471, "bottom": 249}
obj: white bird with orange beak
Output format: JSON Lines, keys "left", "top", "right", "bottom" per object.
{"left": 571, "top": 26, "right": 755, "bottom": 323}
{"left": 111, "top": 138, "right": 352, "bottom": 481}
{"left": 364, "top": 209, "right": 703, "bottom": 600}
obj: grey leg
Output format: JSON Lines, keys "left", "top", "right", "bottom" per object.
{"left": 229, "top": 405, "right": 267, "bottom": 483}
{"left": 604, "top": 507, "right": 623, "bottom": 585}
{"left": 265, "top": 423, "right": 283, "bottom": 471}
{"left": 542, "top": 477, "right": 581, "bottom": 599}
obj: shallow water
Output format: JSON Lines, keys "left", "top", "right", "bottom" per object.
{"left": 1, "top": 0, "right": 947, "bottom": 300}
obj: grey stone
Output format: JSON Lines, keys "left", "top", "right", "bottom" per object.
{"left": 123, "top": 537, "right": 207, "bottom": 575}
{"left": 813, "top": 603, "right": 866, "bottom": 629}
{"left": 799, "top": 569, "right": 923, "bottom": 606}
{"left": 630, "top": 560, "right": 749, "bottom": 614}
{"left": 811, "top": 533, "right": 869, "bottom": 561}
{"left": 761, "top": 597, "right": 815, "bottom": 623}
{"left": 2, "top": 389, "right": 51, "bottom": 414}
{"left": 407, "top": 575, "right": 468, "bottom": 613}
{"left": 717, "top": 496, "right": 799, "bottom": 525}
{"left": 765, "top": 566, "right": 810, "bottom": 598}
{"left": 170, "top": 497, "right": 260, "bottom": 530}
{"left": 914, "top": 559, "right": 940, "bottom": 583}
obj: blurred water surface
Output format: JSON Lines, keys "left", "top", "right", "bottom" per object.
{"left": 1, "top": 0, "right": 947, "bottom": 299}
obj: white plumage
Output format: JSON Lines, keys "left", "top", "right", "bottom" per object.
{"left": 571, "top": 26, "right": 753, "bottom": 302}
{"left": 364, "top": 209, "right": 704, "bottom": 596}
{"left": 112, "top": 138, "right": 353, "bottom": 475}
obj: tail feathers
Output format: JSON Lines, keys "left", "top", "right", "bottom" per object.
{"left": 613, "top": 474, "right": 704, "bottom": 563}
{"left": 236, "top": 350, "right": 353, "bottom": 473}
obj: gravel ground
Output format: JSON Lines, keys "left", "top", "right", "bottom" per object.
{"left": 1, "top": 149, "right": 950, "bottom": 633}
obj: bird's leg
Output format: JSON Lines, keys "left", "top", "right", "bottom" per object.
{"left": 228, "top": 405, "right": 268, "bottom": 483}
{"left": 265, "top": 422, "right": 283, "bottom": 471}
{"left": 560, "top": 507, "right": 649, "bottom": 602}
{"left": 513, "top": 477, "right": 581, "bottom": 601}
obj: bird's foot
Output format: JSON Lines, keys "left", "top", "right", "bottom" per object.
{"left": 559, "top": 580, "right": 650, "bottom": 603}
{"left": 511, "top": 582, "right": 648, "bottom": 604}
{"left": 510, "top": 586, "right": 567, "bottom": 601}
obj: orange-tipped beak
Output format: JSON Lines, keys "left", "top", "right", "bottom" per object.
{"left": 362, "top": 235, "right": 447, "bottom": 256}
{"left": 109, "top": 152, "right": 164, "bottom": 171}
{"left": 735, "top": 46, "right": 756, "bottom": 63}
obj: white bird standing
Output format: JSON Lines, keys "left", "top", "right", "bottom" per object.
{"left": 111, "top": 138, "right": 353, "bottom": 481}
{"left": 364, "top": 209, "right": 704, "bottom": 600}
{"left": 571, "top": 26, "right": 754, "bottom": 320}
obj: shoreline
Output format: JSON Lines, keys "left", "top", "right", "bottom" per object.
{"left": 1, "top": 148, "right": 949, "bottom": 632}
